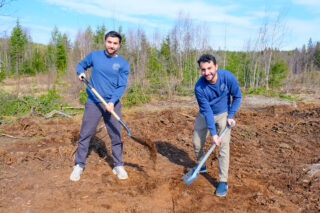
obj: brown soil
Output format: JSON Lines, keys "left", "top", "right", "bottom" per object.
{"left": 0, "top": 97, "right": 319, "bottom": 213}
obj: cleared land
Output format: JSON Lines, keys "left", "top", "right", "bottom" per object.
{"left": 0, "top": 95, "right": 319, "bottom": 212}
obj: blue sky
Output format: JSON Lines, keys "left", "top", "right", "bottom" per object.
{"left": 0, "top": 0, "right": 319, "bottom": 50}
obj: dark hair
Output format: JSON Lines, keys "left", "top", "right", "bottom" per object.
{"left": 197, "top": 54, "right": 217, "bottom": 66}
{"left": 104, "top": 31, "right": 122, "bottom": 43}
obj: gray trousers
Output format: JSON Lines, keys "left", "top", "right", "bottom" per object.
{"left": 192, "top": 112, "right": 230, "bottom": 182}
{"left": 75, "top": 100, "right": 124, "bottom": 168}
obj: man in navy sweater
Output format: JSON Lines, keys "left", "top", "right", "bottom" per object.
{"left": 70, "top": 31, "right": 129, "bottom": 181}
{"left": 192, "top": 54, "right": 241, "bottom": 196}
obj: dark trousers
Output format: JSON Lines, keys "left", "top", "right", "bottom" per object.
{"left": 75, "top": 100, "right": 123, "bottom": 168}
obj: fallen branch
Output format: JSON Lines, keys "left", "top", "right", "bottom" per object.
{"left": 293, "top": 119, "right": 320, "bottom": 127}
{"left": 45, "top": 110, "right": 72, "bottom": 119}
{"left": 0, "top": 133, "right": 22, "bottom": 139}
{"left": 178, "top": 112, "right": 194, "bottom": 119}
{"left": 61, "top": 106, "right": 84, "bottom": 110}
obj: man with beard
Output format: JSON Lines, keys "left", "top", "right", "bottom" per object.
{"left": 192, "top": 54, "right": 241, "bottom": 196}
{"left": 70, "top": 31, "right": 129, "bottom": 181}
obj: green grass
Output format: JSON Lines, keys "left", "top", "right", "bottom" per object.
{"left": 243, "top": 88, "right": 302, "bottom": 101}
{"left": 242, "top": 126, "right": 253, "bottom": 137}
{"left": 0, "top": 89, "right": 70, "bottom": 117}
{"left": 121, "top": 83, "right": 151, "bottom": 106}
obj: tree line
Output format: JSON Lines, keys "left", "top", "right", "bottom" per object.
{"left": 0, "top": 18, "right": 320, "bottom": 100}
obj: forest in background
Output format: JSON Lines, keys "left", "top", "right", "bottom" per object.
{"left": 0, "top": 13, "right": 320, "bottom": 108}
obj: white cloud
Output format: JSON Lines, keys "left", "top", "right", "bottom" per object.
{"left": 43, "top": 0, "right": 296, "bottom": 50}
{"left": 0, "top": 15, "right": 16, "bottom": 36}
{"left": 292, "top": 0, "right": 320, "bottom": 7}
{"left": 284, "top": 17, "right": 320, "bottom": 49}
{"left": 45, "top": 0, "right": 253, "bottom": 27}
{"left": 292, "top": 0, "right": 320, "bottom": 13}
{"left": 0, "top": 15, "right": 16, "bottom": 21}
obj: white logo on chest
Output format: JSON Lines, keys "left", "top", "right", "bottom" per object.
{"left": 112, "top": 63, "right": 120, "bottom": 71}
{"left": 220, "top": 83, "right": 227, "bottom": 91}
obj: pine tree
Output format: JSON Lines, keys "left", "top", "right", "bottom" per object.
{"left": 32, "top": 46, "right": 45, "bottom": 73}
{"left": 269, "top": 59, "right": 288, "bottom": 88}
{"left": 48, "top": 26, "right": 68, "bottom": 77}
{"left": 9, "top": 19, "right": 27, "bottom": 75}
{"left": 56, "top": 41, "right": 67, "bottom": 76}
{"left": 93, "top": 24, "right": 106, "bottom": 50}
{"left": 314, "top": 42, "right": 320, "bottom": 68}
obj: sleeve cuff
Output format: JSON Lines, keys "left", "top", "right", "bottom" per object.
{"left": 209, "top": 128, "right": 217, "bottom": 136}
{"left": 227, "top": 113, "right": 234, "bottom": 119}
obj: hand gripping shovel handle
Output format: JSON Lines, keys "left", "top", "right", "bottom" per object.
{"left": 182, "top": 121, "right": 235, "bottom": 186}
{"left": 81, "top": 76, "right": 132, "bottom": 137}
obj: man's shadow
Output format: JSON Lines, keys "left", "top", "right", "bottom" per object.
{"left": 155, "top": 141, "right": 218, "bottom": 187}
{"left": 87, "top": 135, "right": 143, "bottom": 172}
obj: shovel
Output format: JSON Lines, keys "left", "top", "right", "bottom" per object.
{"left": 182, "top": 121, "right": 235, "bottom": 186}
{"left": 81, "top": 77, "right": 132, "bottom": 137}
{"left": 81, "top": 77, "right": 158, "bottom": 164}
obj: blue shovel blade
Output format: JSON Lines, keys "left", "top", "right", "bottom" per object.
{"left": 182, "top": 167, "right": 195, "bottom": 180}
{"left": 185, "top": 172, "right": 199, "bottom": 186}
{"left": 182, "top": 167, "right": 199, "bottom": 186}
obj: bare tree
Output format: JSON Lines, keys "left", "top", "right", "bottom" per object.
{"left": 263, "top": 10, "right": 287, "bottom": 90}
{"left": 244, "top": 7, "right": 288, "bottom": 90}
{"left": 0, "top": 0, "right": 11, "bottom": 8}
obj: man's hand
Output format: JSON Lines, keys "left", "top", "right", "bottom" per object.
{"left": 227, "top": 118, "right": 235, "bottom": 127}
{"left": 105, "top": 102, "right": 114, "bottom": 112}
{"left": 212, "top": 134, "right": 222, "bottom": 146}
{"left": 78, "top": 73, "right": 86, "bottom": 81}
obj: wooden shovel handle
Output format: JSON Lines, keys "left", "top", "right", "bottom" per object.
{"left": 81, "top": 76, "right": 120, "bottom": 121}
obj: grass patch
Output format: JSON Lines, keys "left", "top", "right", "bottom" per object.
{"left": 78, "top": 89, "right": 87, "bottom": 105}
{"left": 243, "top": 88, "right": 302, "bottom": 101}
{"left": 176, "top": 85, "right": 194, "bottom": 96}
{"left": 121, "top": 83, "right": 151, "bottom": 106}
{"left": 0, "top": 89, "right": 69, "bottom": 117}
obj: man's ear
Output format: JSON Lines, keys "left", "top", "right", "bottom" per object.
{"left": 215, "top": 64, "right": 219, "bottom": 70}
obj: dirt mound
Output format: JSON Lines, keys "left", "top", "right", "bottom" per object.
{"left": 131, "top": 136, "right": 157, "bottom": 166}
{"left": 0, "top": 102, "right": 319, "bottom": 212}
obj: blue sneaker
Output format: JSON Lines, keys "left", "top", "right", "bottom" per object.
{"left": 215, "top": 182, "right": 228, "bottom": 196}
{"left": 199, "top": 164, "right": 207, "bottom": 173}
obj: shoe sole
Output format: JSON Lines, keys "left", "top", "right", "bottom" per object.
{"left": 70, "top": 176, "right": 80, "bottom": 181}
{"left": 215, "top": 186, "right": 228, "bottom": 197}
{"left": 215, "top": 192, "right": 227, "bottom": 197}
{"left": 112, "top": 169, "right": 128, "bottom": 180}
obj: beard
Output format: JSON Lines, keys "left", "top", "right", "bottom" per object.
{"left": 106, "top": 47, "right": 117, "bottom": 56}
{"left": 205, "top": 72, "right": 216, "bottom": 83}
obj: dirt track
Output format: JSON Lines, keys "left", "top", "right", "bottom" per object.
{"left": 0, "top": 97, "right": 319, "bottom": 212}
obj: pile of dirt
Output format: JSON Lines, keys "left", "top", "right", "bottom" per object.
{"left": 0, "top": 101, "right": 319, "bottom": 212}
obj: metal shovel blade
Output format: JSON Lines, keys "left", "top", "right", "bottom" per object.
{"left": 182, "top": 167, "right": 195, "bottom": 181}
{"left": 181, "top": 122, "right": 235, "bottom": 186}
{"left": 119, "top": 120, "right": 132, "bottom": 137}
{"left": 182, "top": 167, "right": 199, "bottom": 186}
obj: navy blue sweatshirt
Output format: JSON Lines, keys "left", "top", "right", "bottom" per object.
{"left": 76, "top": 50, "right": 129, "bottom": 104}
{"left": 195, "top": 69, "right": 241, "bottom": 136}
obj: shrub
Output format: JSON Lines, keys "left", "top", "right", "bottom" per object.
{"left": 243, "top": 88, "right": 302, "bottom": 101}
{"left": 121, "top": 84, "right": 151, "bottom": 106}
{"left": 0, "top": 89, "right": 68, "bottom": 116}
{"left": 78, "top": 89, "right": 87, "bottom": 104}
{"left": 0, "top": 61, "right": 5, "bottom": 83}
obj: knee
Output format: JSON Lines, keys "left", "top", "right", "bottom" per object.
{"left": 111, "top": 140, "right": 122, "bottom": 146}
{"left": 192, "top": 138, "right": 202, "bottom": 152}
